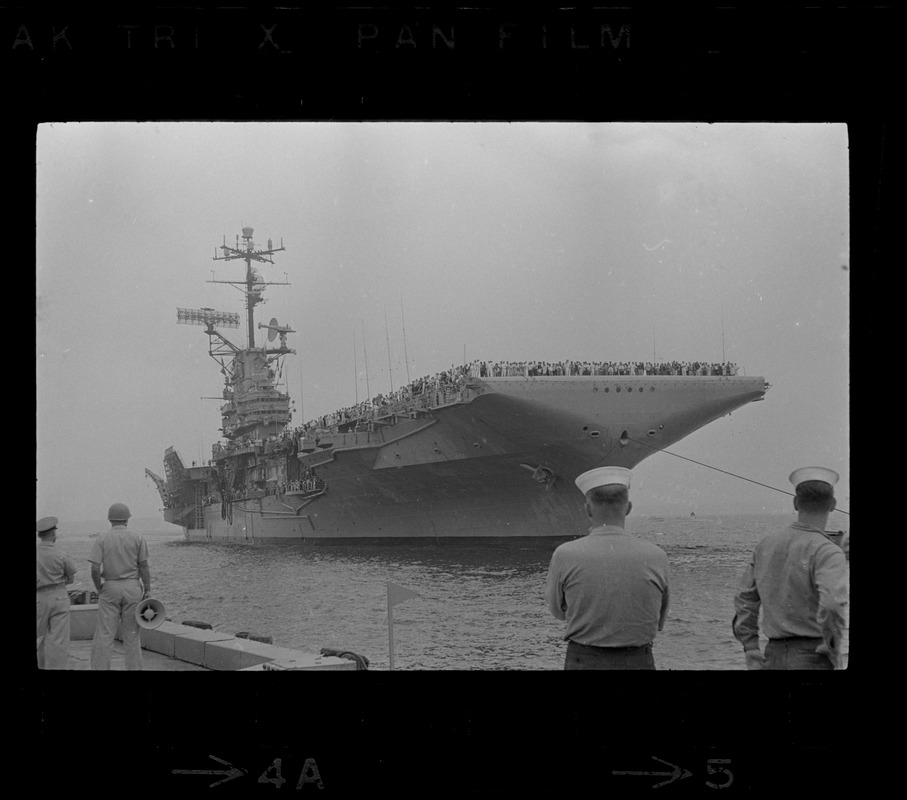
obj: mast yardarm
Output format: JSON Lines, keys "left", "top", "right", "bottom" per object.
{"left": 176, "top": 227, "right": 296, "bottom": 444}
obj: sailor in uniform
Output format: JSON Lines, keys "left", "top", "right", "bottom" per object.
{"left": 733, "top": 467, "right": 848, "bottom": 670}
{"left": 545, "top": 467, "right": 671, "bottom": 670}
{"left": 36, "top": 516, "right": 76, "bottom": 669}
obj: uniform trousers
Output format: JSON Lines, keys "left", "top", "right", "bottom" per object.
{"left": 36, "top": 585, "right": 71, "bottom": 669}
{"left": 91, "top": 578, "right": 144, "bottom": 670}
{"left": 764, "top": 637, "right": 833, "bottom": 670}
{"left": 565, "top": 640, "right": 656, "bottom": 670}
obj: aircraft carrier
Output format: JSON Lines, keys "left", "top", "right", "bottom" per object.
{"left": 146, "top": 226, "right": 768, "bottom": 542}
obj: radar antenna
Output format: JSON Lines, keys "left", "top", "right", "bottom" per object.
{"left": 176, "top": 227, "right": 295, "bottom": 380}
{"left": 257, "top": 318, "right": 296, "bottom": 354}
{"left": 176, "top": 306, "right": 243, "bottom": 372}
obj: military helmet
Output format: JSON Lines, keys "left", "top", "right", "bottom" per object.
{"left": 107, "top": 502, "right": 132, "bottom": 521}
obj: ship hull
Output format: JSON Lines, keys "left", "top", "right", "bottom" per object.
{"left": 177, "top": 375, "right": 766, "bottom": 542}
{"left": 191, "top": 453, "right": 591, "bottom": 542}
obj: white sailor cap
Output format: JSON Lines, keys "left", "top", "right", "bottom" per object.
{"left": 575, "top": 466, "right": 632, "bottom": 495}
{"left": 36, "top": 516, "right": 58, "bottom": 534}
{"left": 789, "top": 466, "right": 839, "bottom": 489}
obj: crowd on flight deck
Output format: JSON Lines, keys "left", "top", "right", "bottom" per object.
{"left": 298, "top": 358, "right": 738, "bottom": 431}
{"left": 299, "top": 358, "right": 740, "bottom": 430}
{"left": 207, "top": 358, "right": 742, "bottom": 461}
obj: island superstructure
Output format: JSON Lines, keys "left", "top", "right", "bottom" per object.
{"left": 146, "top": 226, "right": 769, "bottom": 542}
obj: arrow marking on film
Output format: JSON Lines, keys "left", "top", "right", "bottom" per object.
{"left": 612, "top": 756, "right": 693, "bottom": 789}
{"left": 173, "top": 755, "right": 246, "bottom": 787}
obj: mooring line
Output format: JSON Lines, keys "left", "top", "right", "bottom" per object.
{"left": 623, "top": 435, "right": 849, "bottom": 516}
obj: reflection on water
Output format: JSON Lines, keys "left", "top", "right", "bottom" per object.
{"left": 57, "top": 513, "right": 848, "bottom": 671}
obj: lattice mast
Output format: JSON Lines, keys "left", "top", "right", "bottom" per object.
{"left": 210, "top": 225, "right": 288, "bottom": 349}
{"left": 175, "top": 226, "right": 296, "bottom": 443}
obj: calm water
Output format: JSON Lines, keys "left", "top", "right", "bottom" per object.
{"left": 57, "top": 513, "right": 850, "bottom": 671}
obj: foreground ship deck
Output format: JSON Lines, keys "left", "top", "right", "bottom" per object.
{"left": 56, "top": 604, "right": 360, "bottom": 671}
{"left": 65, "top": 637, "right": 210, "bottom": 671}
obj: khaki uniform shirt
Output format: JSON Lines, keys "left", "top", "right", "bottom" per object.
{"left": 546, "top": 526, "right": 670, "bottom": 647}
{"left": 37, "top": 541, "right": 76, "bottom": 589}
{"left": 733, "top": 521, "right": 848, "bottom": 657}
{"left": 88, "top": 525, "right": 149, "bottom": 580}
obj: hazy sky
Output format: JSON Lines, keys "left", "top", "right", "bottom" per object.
{"left": 36, "top": 122, "right": 849, "bottom": 524}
